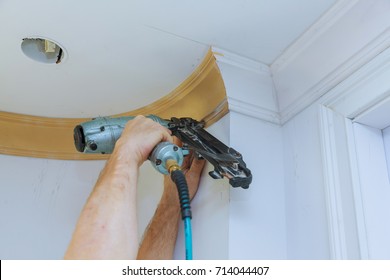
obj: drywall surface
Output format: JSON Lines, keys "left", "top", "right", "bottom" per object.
{"left": 229, "top": 112, "right": 287, "bottom": 259}
{"left": 282, "top": 104, "right": 330, "bottom": 259}
{"left": 353, "top": 123, "right": 390, "bottom": 259}
{"left": 0, "top": 156, "right": 104, "bottom": 259}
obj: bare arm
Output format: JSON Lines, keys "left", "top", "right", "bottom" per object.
{"left": 64, "top": 116, "right": 173, "bottom": 260}
{"left": 137, "top": 144, "right": 205, "bottom": 260}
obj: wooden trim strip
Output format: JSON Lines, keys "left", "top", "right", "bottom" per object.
{"left": 1, "top": 50, "right": 228, "bottom": 160}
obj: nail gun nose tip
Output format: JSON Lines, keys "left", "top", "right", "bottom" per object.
{"left": 73, "top": 125, "right": 86, "bottom": 152}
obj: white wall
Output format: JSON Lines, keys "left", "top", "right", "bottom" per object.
{"left": 0, "top": 155, "right": 104, "bottom": 259}
{"left": 353, "top": 123, "right": 390, "bottom": 259}
{"left": 229, "top": 112, "right": 286, "bottom": 259}
{"left": 282, "top": 104, "right": 330, "bottom": 259}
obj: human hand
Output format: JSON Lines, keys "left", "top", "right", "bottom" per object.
{"left": 113, "top": 115, "right": 173, "bottom": 167}
{"left": 162, "top": 137, "right": 206, "bottom": 206}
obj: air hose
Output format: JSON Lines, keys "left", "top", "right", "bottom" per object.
{"left": 167, "top": 160, "right": 193, "bottom": 260}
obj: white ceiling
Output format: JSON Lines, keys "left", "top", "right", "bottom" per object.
{"left": 0, "top": 0, "right": 337, "bottom": 118}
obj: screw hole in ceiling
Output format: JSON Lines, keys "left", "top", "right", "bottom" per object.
{"left": 21, "top": 37, "right": 65, "bottom": 64}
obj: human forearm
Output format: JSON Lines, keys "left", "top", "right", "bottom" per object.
{"left": 64, "top": 155, "right": 139, "bottom": 259}
{"left": 137, "top": 189, "right": 181, "bottom": 260}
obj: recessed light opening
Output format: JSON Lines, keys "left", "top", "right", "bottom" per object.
{"left": 21, "top": 37, "right": 65, "bottom": 64}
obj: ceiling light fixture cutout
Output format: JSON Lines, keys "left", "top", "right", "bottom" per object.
{"left": 21, "top": 37, "right": 65, "bottom": 64}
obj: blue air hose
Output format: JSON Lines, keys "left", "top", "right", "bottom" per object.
{"left": 184, "top": 217, "right": 193, "bottom": 260}
{"left": 170, "top": 169, "right": 193, "bottom": 260}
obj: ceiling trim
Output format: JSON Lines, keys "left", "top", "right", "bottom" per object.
{"left": 322, "top": 46, "right": 390, "bottom": 120}
{"left": 271, "top": 0, "right": 390, "bottom": 124}
{"left": 1, "top": 49, "right": 228, "bottom": 160}
{"left": 271, "top": 0, "right": 359, "bottom": 74}
{"left": 213, "top": 47, "right": 280, "bottom": 125}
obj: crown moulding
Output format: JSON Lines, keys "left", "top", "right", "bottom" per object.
{"left": 0, "top": 49, "right": 228, "bottom": 160}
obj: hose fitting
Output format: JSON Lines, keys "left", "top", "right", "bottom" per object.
{"left": 166, "top": 159, "right": 181, "bottom": 173}
{"left": 169, "top": 160, "right": 192, "bottom": 220}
